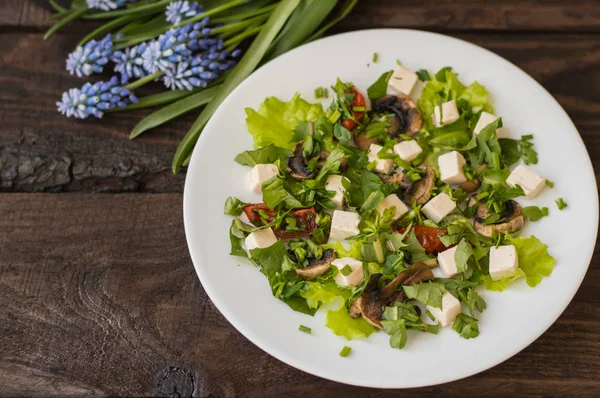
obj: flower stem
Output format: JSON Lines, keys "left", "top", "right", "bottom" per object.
{"left": 211, "top": 13, "right": 270, "bottom": 36}
{"left": 78, "top": 14, "right": 139, "bottom": 47}
{"left": 125, "top": 71, "right": 164, "bottom": 91}
{"left": 44, "top": 7, "right": 88, "bottom": 40}
{"left": 83, "top": 0, "right": 171, "bottom": 20}
{"left": 174, "top": 0, "right": 249, "bottom": 28}
{"left": 212, "top": 2, "right": 279, "bottom": 24}
{"left": 223, "top": 25, "right": 264, "bottom": 47}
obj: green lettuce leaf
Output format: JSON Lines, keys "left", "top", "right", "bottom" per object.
{"left": 484, "top": 268, "right": 525, "bottom": 292}
{"left": 234, "top": 144, "right": 291, "bottom": 166}
{"left": 509, "top": 235, "right": 556, "bottom": 287}
{"left": 245, "top": 94, "right": 326, "bottom": 149}
{"left": 301, "top": 280, "right": 350, "bottom": 310}
{"left": 325, "top": 306, "right": 378, "bottom": 340}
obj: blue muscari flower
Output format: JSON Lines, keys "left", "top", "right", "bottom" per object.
{"left": 141, "top": 19, "right": 210, "bottom": 73}
{"left": 66, "top": 34, "right": 114, "bottom": 78}
{"left": 162, "top": 44, "right": 240, "bottom": 91}
{"left": 111, "top": 43, "right": 148, "bottom": 84}
{"left": 57, "top": 76, "right": 137, "bottom": 119}
{"left": 166, "top": 1, "right": 203, "bottom": 25}
{"left": 86, "top": 0, "right": 136, "bottom": 11}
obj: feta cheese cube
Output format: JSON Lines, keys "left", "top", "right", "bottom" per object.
{"left": 246, "top": 164, "right": 278, "bottom": 193}
{"left": 333, "top": 257, "right": 364, "bottom": 287}
{"left": 426, "top": 291, "right": 461, "bottom": 327}
{"left": 393, "top": 140, "right": 422, "bottom": 163}
{"left": 473, "top": 111, "right": 508, "bottom": 137}
{"left": 388, "top": 65, "right": 418, "bottom": 95}
{"left": 438, "top": 151, "right": 467, "bottom": 185}
{"left": 421, "top": 193, "right": 456, "bottom": 224}
{"left": 325, "top": 175, "right": 346, "bottom": 209}
{"left": 506, "top": 165, "right": 546, "bottom": 199}
{"left": 329, "top": 210, "right": 361, "bottom": 242}
{"left": 432, "top": 100, "right": 460, "bottom": 126}
{"left": 245, "top": 228, "right": 277, "bottom": 253}
{"left": 437, "top": 246, "right": 459, "bottom": 277}
{"left": 376, "top": 194, "right": 409, "bottom": 220}
{"left": 368, "top": 144, "right": 394, "bottom": 175}
{"left": 489, "top": 245, "right": 519, "bottom": 281}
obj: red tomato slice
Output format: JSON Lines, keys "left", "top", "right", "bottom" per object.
{"left": 341, "top": 87, "right": 366, "bottom": 131}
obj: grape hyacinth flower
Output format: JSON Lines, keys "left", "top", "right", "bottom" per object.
{"left": 86, "top": 0, "right": 136, "bottom": 11}
{"left": 111, "top": 43, "right": 148, "bottom": 84}
{"left": 57, "top": 76, "right": 137, "bottom": 119}
{"left": 165, "top": 1, "right": 203, "bottom": 25}
{"left": 66, "top": 34, "right": 114, "bottom": 78}
{"left": 163, "top": 47, "right": 240, "bottom": 91}
{"left": 142, "top": 19, "right": 210, "bottom": 74}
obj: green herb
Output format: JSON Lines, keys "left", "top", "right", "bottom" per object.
{"left": 454, "top": 238, "right": 474, "bottom": 272}
{"left": 234, "top": 144, "right": 291, "bottom": 167}
{"left": 522, "top": 206, "right": 549, "bottom": 221}
{"left": 340, "top": 265, "right": 352, "bottom": 276}
{"left": 545, "top": 180, "right": 555, "bottom": 188}
{"left": 555, "top": 198, "right": 568, "bottom": 210}
{"left": 352, "top": 106, "right": 366, "bottom": 112}
{"left": 367, "top": 70, "right": 393, "bottom": 100}
{"left": 416, "top": 69, "right": 431, "bottom": 82}
{"left": 229, "top": 220, "right": 248, "bottom": 258}
{"left": 435, "top": 66, "right": 453, "bottom": 82}
{"left": 298, "top": 325, "right": 312, "bottom": 334}
{"left": 381, "top": 302, "right": 440, "bottom": 349}
{"left": 325, "top": 306, "right": 377, "bottom": 340}
{"left": 224, "top": 197, "right": 246, "bottom": 216}
{"left": 372, "top": 52, "right": 379, "bottom": 63}
{"left": 339, "top": 346, "right": 352, "bottom": 357}
{"left": 499, "top": 134, "right": 538, "bottom": 166}
{"left": 314, "top": 86, "right": 328, "bottom": 99}
{"left": 403, "top": 231, "right": 430, "bottom": 262}
{"left": 403, "top": 282, "right": 446, "bottom": 308}
{"left": 452, "top": 313, "right": 480, "bottom": 339}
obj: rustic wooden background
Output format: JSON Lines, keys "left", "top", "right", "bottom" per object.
{"left": 1, "top": 0, "right": 599, "bottom": 396}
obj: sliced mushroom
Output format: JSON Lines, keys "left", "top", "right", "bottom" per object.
{"left": 295, "top": 249, "right": 336, "bottom": 280}
{"left": 352, "top": 133, "right": 380, "bottom": 152}
{"left": 373, "top": 94, "right": 423, "bottom": 137}
{"left": 380, "top": 172, "right": 413, "bottom": 190}
{"left": 470, "top": 198, "right": 525, "bottom": 238}
{"left": 317, "top": 151, "right": 348, "bottom": 172}
{"left": 286, "top": 141, "right": 315, "bottom": 180}
{"left": 458, "top": 179, "right": 481, "bottom": 193}
{"left": 403, "top": 165, "right": 435, "bottom": 205}
{"left": 349, "top": 262, "right": 434, "bottom": 329}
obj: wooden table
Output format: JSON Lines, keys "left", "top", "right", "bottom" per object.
{"left": 1, "top": 1, "right": 599, "bottom": 396}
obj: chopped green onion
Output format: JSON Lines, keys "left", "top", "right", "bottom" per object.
{"left": 352, "top": 106, "right": 366, "bottom": 112}
{"left": 372, "top": 52, "right": 379, "bottom": 63}
{"left": 339, "top": 346, "right": 352, "bottom": 357}
{"left": 299, "top": 325, "right": 312, "bottom": 334}
{"left": 396, "top": 59, "right": 402, "bottom": 65}
{"left": 329, "top": 110, "right": 341, "bottom": 123}
{"left": 425, "top": 309, "right": 436, "bottom": 322}
{"left": 416, "top": 69, "right": 431, "bottom": 81}
{"left": 542, "top": 206, "right": 549, "bottom": 216}
{"left": 545, "top": 180, "right": 555, "bottom": 188}
{"left": 314, "top": 86, "right": 328, "bottom": 99}
{"left": 522, "top": 134, "right": 534, "bottom": 140}
{"left": 340, "top": 265, "right": 352, "bottom": 276}
{"left": 556, "top": 198, "right": 568, "bottom": 210}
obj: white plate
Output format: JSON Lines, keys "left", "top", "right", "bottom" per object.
{"left": 184, "top": 29, "right": 598, "bottom": 388}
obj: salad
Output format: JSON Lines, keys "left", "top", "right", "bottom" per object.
{"left": 224, "top": 63, "right": 562, "bottom": 350}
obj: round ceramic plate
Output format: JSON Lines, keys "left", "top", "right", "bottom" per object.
{"left": 184, "top": 29, "right": 598, "bottom": 388}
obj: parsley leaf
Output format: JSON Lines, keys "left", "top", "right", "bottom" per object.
{"left": 522, "top": 206, "right": 549, "bottom": 221}
{"left": 367, "top": 70, "right": 393, "bottom": 100}
{"left": 234, "top": 144, "right": 291, "bottom": 167}
{"left": 416, "top": 69, "right": 431, "bottom": 81}
{"left": 403, "top": 282, "right": 446, "bottom": 308}
{"left": 452, "top": 313, "right": 480, "bottom": 339}
{"left": 454, "top": 238, "right": 473, "bottom": 272}
{"left": 224, "top": 196, "right": 246, "bottom": 216}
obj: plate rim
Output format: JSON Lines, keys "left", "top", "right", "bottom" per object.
{"left": 183, "top": 28, "right": 599, "bottom": 388}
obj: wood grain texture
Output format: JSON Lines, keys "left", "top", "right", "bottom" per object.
{"left": 0, "top": 194, "right": 598, "bottom": 397}
{"left": 1, "top": 32, "right": 598, "bottom": 192}
{"left": 4, "top": 0, "right": 600, "bottom": 32}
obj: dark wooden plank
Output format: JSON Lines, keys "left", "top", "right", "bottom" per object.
{"left": 0, "top": 194, "right": 598, "bottom": 397}
{"left": 3, "top": 0, "right": 600, "bottom": 32}
{"left": 1, "top": 32, "right": 599, "bottom": 192}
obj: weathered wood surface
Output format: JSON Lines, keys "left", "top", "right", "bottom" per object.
{"left": 0, "top": 194, "right": 598, "bottom": 397}
{"left": 3, "top": 0, "right": 600, "bottom": 32}
{"left": 1, "top": 32, "right": 599, "bottom": 192}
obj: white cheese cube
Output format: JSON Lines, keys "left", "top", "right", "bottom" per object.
{"left": 437, "top": 246, "right": 459, "bottom": 277}
{"left": 489, "top": 245, "right": 519, "bottom": 281}
{"left": 325, "top": 175, "right": 346, "bottom": 209}
{"left": 438, "top": 151, "right": 467, "bottom": 185}
{"left": 393, "top": 140, "right": 422, "bottom": 163}
{"left": 506, "top": 165, "right": 546, "bottom": 199}
{"left": 388, "top": 65, "right": 418, "bottom": 95}
{"left": 328, "top": 210, "right": 361, "bottom": 242}
{"left": 368, "top": 144, "right": 394, "bottom": 175}
{"left": 246, "top": 164, "right": 278, "bottom": 193}
{"left": 432, "top": 100, "right": 460, "bottom": 126}
{"left": 333, "top": 257, "right": 364, "bottom": 287}
{"left": 376, "top": 194, "right": 409, "bottom": 220}
{"left": 421, "top": 193, "right": 456, "bottom": 224}
{"left": 426, "top": 291, "right": 461, "bottom": 327}
{"left": 245, "top": 228, "right": 277, "bottom": 254}
{"left": 473, "top": 111, "right": 508, "bottom": 137}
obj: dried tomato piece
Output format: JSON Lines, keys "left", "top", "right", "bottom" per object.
{"left": 393, "top": 225, "right": 449, "bottom": 254}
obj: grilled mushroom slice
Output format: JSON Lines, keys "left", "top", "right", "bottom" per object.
{"left": 403, "top": 165, "right": 435, "bottom": 205}
{"left": 353, "top": 133, "right": 380, "bottom": 152}
{"left": 287, "top": 141, "right": 316, "bottom": 180}
{"left": 470, "top": 198, "right": 525, "bottom": 238}
{"left": 381, "top": 172, "right": 413, "bottom": 190}
{"left": 349, "top": 262, "right": 434, "bottom": 329}
{"left": 296, "top": 249, "right": 336, "bottom": 280}
{"left": 373, "top": 94, "right": 423, "bottom": 137}
{"left": 458, "top": 178, "right": 481, "bottom": 193}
